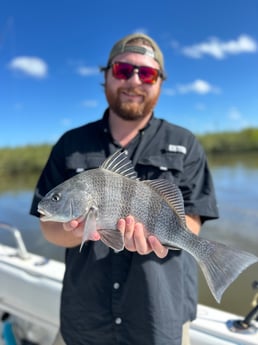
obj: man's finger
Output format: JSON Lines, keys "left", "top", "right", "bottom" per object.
{"left": 63, "top": 219, "right": 79, "bottom": 231}
{"left": 148, "top": 236, "right": 168, "bottom": 258}
{"left": 124, "top": 216, "right": 136, "bottom": 251}
{"left": 134, "top": 223, "right": 150, "bottom": 254}
{"left": 117, "top": 218, "right": 126, "bottom": 236}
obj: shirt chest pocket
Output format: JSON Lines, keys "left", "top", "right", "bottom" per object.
{"left": 65, "top": 152, "right": 105, "bottom": 178}
{"left": 137, "top": 152, "right": 184, "bottom": 183}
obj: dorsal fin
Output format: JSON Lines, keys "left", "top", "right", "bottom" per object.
{"left": 143, "top": 179, "right": 186, "bottom": 225}
{"left": 101, "top": 150, "right": 138, "bottom": 180}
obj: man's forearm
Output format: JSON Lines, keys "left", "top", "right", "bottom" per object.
{"left": 185, "top": 215, "right": 201, "bottom": 235}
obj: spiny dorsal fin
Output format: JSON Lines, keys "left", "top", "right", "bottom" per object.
{"left": 100, "top": 150, "right": 138, "bottom": 180}
{"left": 144, "top": 179, "right": 186, "bottom": 225}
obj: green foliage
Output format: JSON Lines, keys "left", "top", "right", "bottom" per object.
{"left": 0, "top": 145, "right": 51, "bottom": 177}
{"left": 197, "top": 128, "right": 258, "bottom": 154}
{"left": 0, "top": 144, "right": 52, "bottom": 192}
{"left": 0, "top": 128, "right": 257, "bottom": 181}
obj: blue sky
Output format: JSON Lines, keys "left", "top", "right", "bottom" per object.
{"left": 1, "top": 0, "right": 258, "bottom": 147}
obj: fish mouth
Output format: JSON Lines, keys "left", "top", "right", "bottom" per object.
{"left": 37, "top": 207, "right": 53, "bottom": 221}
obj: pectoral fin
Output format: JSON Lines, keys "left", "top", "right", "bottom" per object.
{"left": 98, "top": 229, "right": 124, "bottom": 252}
{"left": 80, "top": 207, "right": 97, "bottom": 252}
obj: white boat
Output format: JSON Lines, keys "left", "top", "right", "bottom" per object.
{"left": 0, "top": 222, "right": 257, "bottom": 345}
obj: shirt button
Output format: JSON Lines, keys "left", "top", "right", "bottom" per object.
{"left": 113, "top": 282, "right": 120, "bottom": 290}
{"left": 115, "top": 317, "right": 122, "bottom": 325}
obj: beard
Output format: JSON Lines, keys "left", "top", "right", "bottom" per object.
{"left": 105, "top": 86, "right": 160, "bottom": 121}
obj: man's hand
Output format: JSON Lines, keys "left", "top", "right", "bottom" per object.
{"left": 117, "top": 215, "right": 168, "bottom": 259}
{"left": 63, "top": 219, "right": 100, "bottom": 241}
{"left": 61, "top": 216, "right": 168, "bottom": 258}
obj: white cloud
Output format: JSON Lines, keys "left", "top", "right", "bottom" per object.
{"left": 170, "top": 40, "right": 180, "bottom": 50}
{"left": 81, "top": 99, "right": 98, "bottom": 108}
{"left": 228, "top": 107, "right": 242, "bottom": 121}
{"left": 76, "top": 66, "right": 99, "bottom": 76}
{"left": 181, "top": 35, "right": 257, "bottom": 59}
{"left": 133, "top": 28, "right": 148, "bottom": 35}
{"left": 179, "top": 80, "right": 216, "bottom": 94}
{"left": 162, "top": 88, "right": 176, "bottom": 96}
{"left": 195, "top": 103, "right": 206, "bottom": 111}
{"left": 60, "top": 118, "right": 72, "bottom": 127}
{"left": 8, "top": 56, "right": 48, "bottom": 78}
{"left": 163, "top": 79, "right": 220, "bottom": 95}
{"left": 227, "top": 107, "right": 249, "bottom": 129}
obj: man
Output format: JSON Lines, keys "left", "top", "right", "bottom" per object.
{"left": 30, "top": 33, "right": 219, "bottom": 345}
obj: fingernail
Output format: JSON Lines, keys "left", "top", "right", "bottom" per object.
{"left": 148, "top": 236, "right": 155, "bottom": 244}
{"left": 117, "top": 219, "right": 124, "bottom": 229}
{"left": 126, "top": 216, "right": 132, "bottom": 225}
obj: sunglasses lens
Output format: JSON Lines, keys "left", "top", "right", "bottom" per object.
{"left": 112, "top": 63, "right": 134, "bottom": 80}
{"left": 138, "top": 66, "right": 159, "bottom": 84}
{"left": 111, "top": 62, "right": 160, "bottom": 84}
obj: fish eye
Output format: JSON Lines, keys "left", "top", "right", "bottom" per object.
{"left": 51, "top": 192, "right": 61, "bottom": 202}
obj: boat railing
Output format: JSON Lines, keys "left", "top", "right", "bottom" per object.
{"left": 0, "top": 221, "right": 30, "bottom": 260}
{"left": 227, "top": 280, "right": 258, "bottom": 334}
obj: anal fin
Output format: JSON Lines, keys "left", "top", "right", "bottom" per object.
{"left": 98, "top": 229, "right": 124, "bottom": 252}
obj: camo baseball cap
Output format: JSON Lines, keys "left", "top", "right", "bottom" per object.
{"left": 107, "top": 33, "right": 165, "bottom": 75}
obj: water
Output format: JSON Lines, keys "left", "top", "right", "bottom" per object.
{"left": 198, "top": 157, "right": 258, "bottom": 317}
{"left": 0, "top": 191, "right": 65, "bottom": 262}
{"left": 0, "top": 154, "right": 258, "bottom": 317}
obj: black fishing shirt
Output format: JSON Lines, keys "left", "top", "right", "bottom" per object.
{"left": 30, "top": 109, "right": 219, "bottom": 345}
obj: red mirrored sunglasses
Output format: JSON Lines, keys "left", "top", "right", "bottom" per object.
{"left": 106, "top": 62, "right": 164, "bottom": 84}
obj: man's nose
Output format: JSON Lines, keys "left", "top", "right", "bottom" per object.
{"left": 127, "top": 68, "right": 142, "bottom": 84}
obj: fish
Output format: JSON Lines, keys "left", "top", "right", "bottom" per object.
{"left": 38, "top": 150, "right": 258, "bottom": 303}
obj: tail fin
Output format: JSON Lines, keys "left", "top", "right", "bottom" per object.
{"left": 194, "top": 238, "right": 258, "bottom": 303}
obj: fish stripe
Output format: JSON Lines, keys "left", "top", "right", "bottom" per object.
{"left": 106, "top": 172, "right": 123, "bottom": 226}
{"left": 123, "top": 177, "right": 137, "bottom": 218}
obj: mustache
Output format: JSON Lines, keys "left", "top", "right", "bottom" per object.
{"left": 118, "top": 87, "right": 146, "bottom": 97}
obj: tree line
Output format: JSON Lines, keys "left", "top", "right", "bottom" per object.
{"left": 0, "top": 128, "right": 258, "bottom": 178}
{"left": 197, "top": 127, "right": 258, "bottom": 154}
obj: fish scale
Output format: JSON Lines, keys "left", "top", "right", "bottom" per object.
{"left": 38, "top": 150, "right": 258, "bottom": 303}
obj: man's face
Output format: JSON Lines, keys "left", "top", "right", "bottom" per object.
{"left": 104, "top": 48, "right": 163, "bottom": 121}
